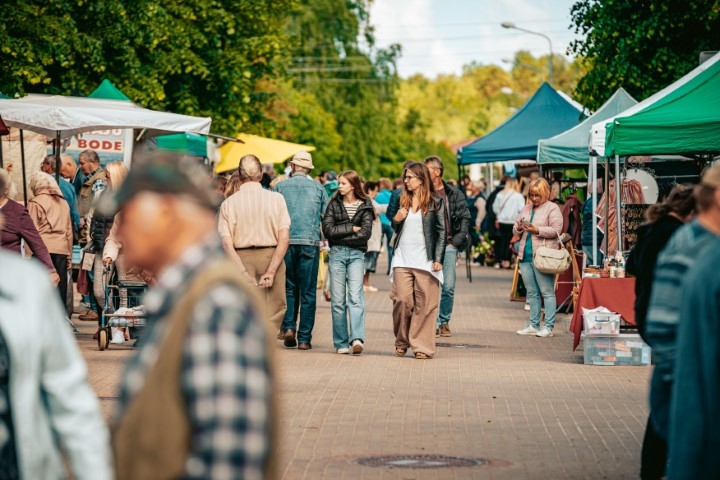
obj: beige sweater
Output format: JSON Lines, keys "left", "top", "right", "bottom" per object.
{"left": 27, "top": 193, "right": 72, "bottom": 257}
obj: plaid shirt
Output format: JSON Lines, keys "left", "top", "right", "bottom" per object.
{"left": 116, "top": 235, "right": 272, "bottom": 480}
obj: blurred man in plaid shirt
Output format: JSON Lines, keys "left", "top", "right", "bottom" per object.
{"left": 99, "top": 154, "right": 274, "bottom": 480}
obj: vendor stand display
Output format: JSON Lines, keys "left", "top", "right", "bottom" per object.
{"left": 570, "top": 277, "right": 636, "bottom": 350}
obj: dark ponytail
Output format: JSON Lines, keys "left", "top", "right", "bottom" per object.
{"left": 645, "top": 185, "right": 695, "bottom": 223}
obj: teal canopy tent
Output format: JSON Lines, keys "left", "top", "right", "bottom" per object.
{"left": 458, "top": 83, "right": 583, "bottom": 165}
{"left": 537, "top": 88, "right": 637, "bottom": 165}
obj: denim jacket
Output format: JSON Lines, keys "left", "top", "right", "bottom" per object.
{"left": 274, "top": 173, "right": 327, "bottom": 246}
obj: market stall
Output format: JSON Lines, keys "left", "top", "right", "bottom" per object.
{"left": 215, "top": 133, "right": 315, "bottom": 174}
{"left": 570, "top": 52, "right": 720, "bottom": 357}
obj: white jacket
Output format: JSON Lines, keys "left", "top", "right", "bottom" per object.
{"left": 0, "top": 250, "right": 113, "bottom": 480}
{"left": 493, "top": 190, "right": 525, "bottom": 225}
{"left": 367, "top": 200, "right": 388, "bottom": 253}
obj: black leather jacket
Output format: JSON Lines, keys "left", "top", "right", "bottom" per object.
{"left": 322, "top": 196, "right": 375, "bottom": 251}
{"left": 391, "top": 194, "right": 447, "bottom": 264}
{"left": 439, "top": 181, "right": 471, "bottom": 250}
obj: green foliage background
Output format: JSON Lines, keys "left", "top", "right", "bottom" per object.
{"left": 569, "top": 0, "right": 720, "bottom": 110}
{"left": 0, "top": 0, "right": 581, "bottom": 181}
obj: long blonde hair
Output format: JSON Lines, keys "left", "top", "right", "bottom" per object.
{"left": 105, "top": 161, "right": 128, "bottom": 190}
{"left": 0, "top": 168, "right": 15, "bottom": 199}
{"left": 399, "top": 162, "right": 434, "bottom": 214}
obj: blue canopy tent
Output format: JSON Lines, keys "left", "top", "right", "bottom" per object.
{"left": 457, "top": 83, "right": 583, "bottom": 165}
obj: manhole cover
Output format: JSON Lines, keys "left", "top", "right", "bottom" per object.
{"left": 355, "top": 454, "right": 488, "bottom": 469}
{"left": 436, "top": 342, "right": 487, "bottom": 349}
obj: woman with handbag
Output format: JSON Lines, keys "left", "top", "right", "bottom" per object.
{"left": 514, "top": 178, "right": 564, "bottom": 338}
{"left": 390, "top": 162, "right": 446, "bottom": 359}
{"left": 493, "top": 177, "right": 525, "bottom": 269}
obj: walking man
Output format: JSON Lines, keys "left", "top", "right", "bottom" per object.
{"left": 219, "top": 154, "right": 291, "bottom": 336}
{"left": 274, "top": 151, "right": 327, "bottom": 349}
{"left": 99, "top": 154, "right": 274, "bottom": 479}
{"left": 76, "top": 149, "right": 107, "bottom": 322}
{"left": 424, "top": 156, "right": 470, "bottom": 337}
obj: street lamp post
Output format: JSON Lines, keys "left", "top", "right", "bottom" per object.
{"left": 501, "top": 57, "right": 544, "bottom": 81}
{"left": 500, "top": 21, "right": 553, "bottom": 86}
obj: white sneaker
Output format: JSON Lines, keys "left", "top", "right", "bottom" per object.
{"left": 363, "top": 285, "right": 378, "bottom": 292}
{"left": 351, "top": 339, "right": 364, "bottom": 355}
{"left": 110, "top": 328, "right": 125, "bottom": 344}
{"left": 516, "top": 325, "right": 540, "bottom": 335}
{"left": 524, "top": 303, "right": 530, "bottom": 311}
{"left": 336, "top": 348, "right": 350, "bottom": 354}
{"left": 536, "top": 326, "right": 554, "bottom": 338}
{"left": 494, "top": 263, "right": 501, "bottom": 269}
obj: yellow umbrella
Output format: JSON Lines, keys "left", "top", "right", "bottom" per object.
{"left": 215, "top": 133, "right": 316, "bottom": 173}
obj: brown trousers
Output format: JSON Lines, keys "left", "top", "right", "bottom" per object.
{"left": 236, "top": 247, "right": 287, "bottom": 331}
{"left": 391, "top": 267, "right": 440, "bottom": 357}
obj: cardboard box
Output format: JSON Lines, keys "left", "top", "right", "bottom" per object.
{"left": 582, "top": 333, "right": 651, "bottom": 366}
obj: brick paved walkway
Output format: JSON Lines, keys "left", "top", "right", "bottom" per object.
{"left": 77, "top": 259, "right": 650, "bottom": 479}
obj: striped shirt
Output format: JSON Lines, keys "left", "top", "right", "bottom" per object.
{"left": 218, "top": 182, "right": 290, "bottom": 248}
{"left": 343, "top": 200, "right": 362, "bottom": 220}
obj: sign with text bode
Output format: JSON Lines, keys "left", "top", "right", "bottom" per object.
{"left": 61, "top": 129, "right": 134, "bottom": 167}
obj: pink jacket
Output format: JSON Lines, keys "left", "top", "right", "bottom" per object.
{"left": 513, "top": 201, "right": 563, "bottom": 260}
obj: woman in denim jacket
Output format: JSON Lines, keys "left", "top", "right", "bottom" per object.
{"left": 322, "top": 171, "right": 375, "bottom": 355}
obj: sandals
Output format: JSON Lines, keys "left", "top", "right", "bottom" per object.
{"left": 395, "top": 347, "right": 407, "bottom": 357}
{"left": 414, "top": 352, "right": 430, "bottom": 360}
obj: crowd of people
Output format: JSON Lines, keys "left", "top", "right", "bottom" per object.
{"left": 1, "top": 145, "right": 719, "bottom": 478}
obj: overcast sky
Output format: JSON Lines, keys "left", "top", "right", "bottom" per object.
{"left": 369, "top": 0, "right": 580, "bottom": 78}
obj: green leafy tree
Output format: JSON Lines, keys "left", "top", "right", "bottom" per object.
{"left": 569, "top": 0, "right": 720, "bottom": 110}
{"left": 0, "top": 0, "right": 295, "bottom": 135}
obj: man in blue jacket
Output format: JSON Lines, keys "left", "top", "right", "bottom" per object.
{"left": 274, "top": 151, "right": 328, "bottom": 349}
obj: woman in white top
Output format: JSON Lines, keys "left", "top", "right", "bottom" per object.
{"left": 390, "top": 162, "right": 446, "bottom": 359}
{"left": 492, "top": 177, "right": 525, "bottom": 269}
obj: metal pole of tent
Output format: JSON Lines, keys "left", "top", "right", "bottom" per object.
{"left": 615, "top": 155, "right": 622, "bottom": 256}
{"left": 590, "top": 155, "right": 597, "bottom": 265}
{"left": 55, "top": 132, "right": 61, "bottom": 183}
{"left": 0, "top": 138, "right": 3, "bottom": 168}
{"left": 604, "top": 157, "right": 610, "bottom": 258}
{"left": 20, "top": 130, "right": 27, "bottom": 205}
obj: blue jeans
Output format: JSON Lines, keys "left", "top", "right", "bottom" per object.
{"left": 437, "top": 245, "right": 458, "bottom": 327}
{"left": 582, "top": 245, "right": 604, "bottom": 266}
{"left": 329, "top": 245, "right": 366, "bottom": 349}
{"left": 281, "top": 245, "right": 320, "bottom": 343}
{"left": 518, "top": 261, "right": 557, "bottom": 329}
{"left": 382, "top": 223, "right": 394, "bottom": 273}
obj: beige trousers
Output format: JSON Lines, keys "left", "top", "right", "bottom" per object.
{"left": 391, "top": 267, "right": 440, "bottom": 357}
{"left": 236, "top": 247, "right": 287, "bottom": 331}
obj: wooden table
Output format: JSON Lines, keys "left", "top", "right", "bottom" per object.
{"left": 570, "top": 277, "right": 636, "bottom": 350}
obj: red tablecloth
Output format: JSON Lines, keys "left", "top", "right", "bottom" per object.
{"left": 570, "top": 277, "right": 636, "bottom": 350}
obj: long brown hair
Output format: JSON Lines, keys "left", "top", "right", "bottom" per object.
{"left": 400, "top": 162, "right": 434, "bottom": 214}
{"left": 337, "top": 170, "right": 368, "bottom": 201}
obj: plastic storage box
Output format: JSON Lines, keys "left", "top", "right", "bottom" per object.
{"left": 582, "top": 333, "right": 651, "bottom": 366}
{"left": 583, "top": 312, "right": 621, "bottom": 335}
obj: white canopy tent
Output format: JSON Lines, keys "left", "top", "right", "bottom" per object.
{"left": 0, "top": 94, "right": 212, "bottom": 199}
{"left": 0, "top": 94, "right": 212, "bottom": 138}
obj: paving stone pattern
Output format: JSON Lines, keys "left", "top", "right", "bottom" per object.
{"left": 78, "top": 260, "right": 650, "bottom": 479}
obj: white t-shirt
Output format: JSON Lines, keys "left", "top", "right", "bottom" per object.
{"left": 391, "top": 210, "right": 443, "bottom": 284}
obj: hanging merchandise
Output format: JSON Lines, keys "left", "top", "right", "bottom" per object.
{"left": 595, "top": 178, "right": 646, "bottom": 257}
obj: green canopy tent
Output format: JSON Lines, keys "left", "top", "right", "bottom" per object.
{"left": 88, "top": 80, "right": 207, "bottom": 157}
{"left": 88, "top": 79, "right": 131, "bottom": 101}
{"left": 592, "top": 51, "right": 720, "bottom": 157}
